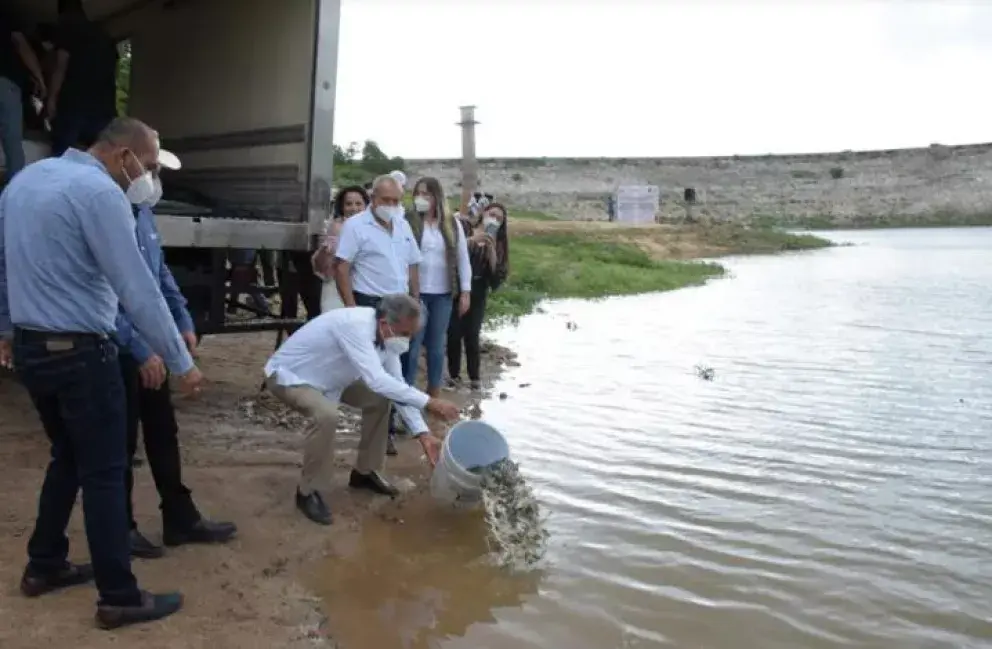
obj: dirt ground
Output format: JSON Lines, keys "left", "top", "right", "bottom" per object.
{"left": 0, "top": 331, "right": 516, "bottom": 648}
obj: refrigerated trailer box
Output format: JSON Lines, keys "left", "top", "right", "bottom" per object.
{"left": 7, "top": 0, "right": 341, "bottom": 335}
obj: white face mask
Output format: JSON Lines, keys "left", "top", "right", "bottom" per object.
{"left": 483, "top": 216, "right": 501, "bottom": 235}
{"left": 123, "top": 152, "right": 156, "bottom": 205}
{"left": 143, "top": 176, "right": 163, "bottom": 208}
{"left": 384, "top": 336, "right": 410, "bottom": 356}
{"left": 374, "top": 204, "right": 400, "bottom": 223}
{"left": 413, "top": 196, "right": 431, "bottom": 213}
{"left": 382, "top": 323, "right": 411, "bottom": 355}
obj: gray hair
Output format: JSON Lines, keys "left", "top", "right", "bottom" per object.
{"left": 376, "top": 293, "right": 422, "bottom": 327}
{"left": 95, "top": 116, "right": 156, "bottom": 150}
{"left": 371, "top": 174, "right": 401, "bottom": 197}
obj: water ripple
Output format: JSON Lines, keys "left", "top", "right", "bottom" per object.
{"left": 464, "top": 228, "right": 992, "bottom": 649}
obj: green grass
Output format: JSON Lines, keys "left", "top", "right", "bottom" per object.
{"left": 510, "top": 210, "right": 559, "bottom": 221}
{"left": 485, "top": 232, "right": 723, "bottom": 322}
{"left": 695, "top": 223, "right": 833, "bottom": 253}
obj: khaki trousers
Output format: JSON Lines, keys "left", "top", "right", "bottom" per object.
{"left": 266, "top": 378, "right": 392, "bottom": 495}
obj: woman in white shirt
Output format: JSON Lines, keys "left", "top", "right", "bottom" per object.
{"left": 403, "top": 177, "right": 472, "bottom": 396}
{"left": 312, "top": 185, "right": 369, "bottom": 312}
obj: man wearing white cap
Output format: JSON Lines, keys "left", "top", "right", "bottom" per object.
{"left": 114, "top": 145, "right": 237, "bottom": 560}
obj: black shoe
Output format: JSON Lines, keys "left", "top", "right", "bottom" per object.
{"left": 295, "top": 489, "right": 332, "bottom": 525}
{"left": 130, "top": 529, "right": 165, "bottom": 559}
{"left": 445, "top": 376, "right": 461, "bottom": 389}
{"left": 348, "top": 469, "right": 400, "bottom": 497}
{"left": 469, "top": 380, "right": 482, "bottom": 392}
{"left": 20, "top": 562, "right": 94, "bottom": 598}
{"left": 386, "top": 435, "right": 398, "bottom": 456}
{"left": 95, "top": 590, "right": 183, "bottom": 630}
{"left": 163, "top": 518, "right": 238, "bottom": 547}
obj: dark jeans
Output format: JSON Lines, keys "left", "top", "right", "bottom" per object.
{"left": 352, "top": 291, "right": 382, "bottom": 309}
{"left": 13, "top": 329, "right": 142, "bottom": 607}
{"left": 119, "top": 353, "right": 199, "bottom": 531}
{"left": 0, "top": 76, "right": 25, "bottom": 178}
{"left": 51, "top": 110, "right": 114, "bottom": 157}
{"left": 447, "top": 278, "right": 489, "bottom": 382}
{"left": 278, "top": 251, "right": 322, "bottom": 322}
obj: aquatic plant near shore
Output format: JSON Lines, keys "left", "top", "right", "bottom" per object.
{"left": 472, "top": 459, "right": 550, "bottom": 571}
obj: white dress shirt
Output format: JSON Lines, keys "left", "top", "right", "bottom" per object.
{"left": 335, "top": 208, "right": 422, "bottom": 297}
{"left": 263, "top": 307, "right": 430, "bottom": 435}
{"left": 419, "top": 220, "right": 472, "bottom": 295}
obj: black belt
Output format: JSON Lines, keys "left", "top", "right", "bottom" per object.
{"left": 14, "top": 327, "right": 109, "bottom": 345}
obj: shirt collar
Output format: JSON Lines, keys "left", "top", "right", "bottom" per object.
{"left": 62, "top": 148, "right": 113, "bottom": 177}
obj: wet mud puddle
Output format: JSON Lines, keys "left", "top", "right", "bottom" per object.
{"left": 312, "top": 495, "right": 543, "bottom": 649}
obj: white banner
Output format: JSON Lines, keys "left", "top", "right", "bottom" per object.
{"left": 614, "top": 185, "right": 659, "bottom": 223}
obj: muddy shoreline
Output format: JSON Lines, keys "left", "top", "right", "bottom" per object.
{"left": 0, "top": 331, "right": 516, "bottom": 648}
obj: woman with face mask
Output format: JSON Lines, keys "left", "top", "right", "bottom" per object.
{"left": 402, "top": 177, "right": 472, "bottom": 396}
{"left": 313, "top": 185, "right": 370, "bottom": 313}
{"left": 446, "top": 203, "right": 510, "bottom": 391}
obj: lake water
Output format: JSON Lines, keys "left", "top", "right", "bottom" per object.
{"left": 319, "top": 227, "right": 992, "bottom": 649}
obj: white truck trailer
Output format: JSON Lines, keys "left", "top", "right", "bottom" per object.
{"left": 7, "top": 0, "right": 341, "bottom": 335}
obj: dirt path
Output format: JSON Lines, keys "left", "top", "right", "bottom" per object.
{"left": 0, "top": 331, "right": 515, "bottom": 648}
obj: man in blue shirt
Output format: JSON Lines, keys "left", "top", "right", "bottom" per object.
{"left": 116, "top": 169, "right": 237, "bottom": 560}
{"left": 0, "top": 117, "right": 203, "bottom": 630}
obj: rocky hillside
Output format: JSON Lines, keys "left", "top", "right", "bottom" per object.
{"left": 406, "top": 142, "right": 992, "bottom": 227}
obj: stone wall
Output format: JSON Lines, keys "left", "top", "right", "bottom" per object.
{"left": 406, "top": 142, "right": 992, "bottom": 226}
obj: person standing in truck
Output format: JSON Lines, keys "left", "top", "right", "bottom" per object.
{"left": 0, "top": 6, "right": 46, "bottom": 181}
{"left": 0, "top": 117, "right": 203, "bottom": 629}
{"left": 47, "top": 0, "right": 120, "bottom": 155}
{"left": 115, "top": 162, "right": 238, "bottom": 560}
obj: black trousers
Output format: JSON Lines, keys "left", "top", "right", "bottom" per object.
{"left": 14, "top": 330, "right": 141, "bottom": 607}
{"left": 447, "top": 278, "right": 489, "bottom": 382}
{"left": 119, "top": 353, "right": 199, "bottom": 531}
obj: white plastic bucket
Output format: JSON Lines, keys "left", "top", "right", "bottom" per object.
{"left": 430, "top": 420, "right": 510, "bottom": 506}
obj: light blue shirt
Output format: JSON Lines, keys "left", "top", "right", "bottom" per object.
{"left": 113, "top": 204, "right": 195, "bottom": 364}
{"left": 0, "top": 149, "right": 194, "bottom": 375}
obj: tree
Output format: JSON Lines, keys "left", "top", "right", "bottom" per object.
{"left": 333, "top": 139, "right": 404, "bottom": 185}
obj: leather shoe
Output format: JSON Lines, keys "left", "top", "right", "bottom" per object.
{"left": 163, "top": 518, "right": 238, "bottom": 547}
{"left": 20, "top": 562, "right": 94, "bottom": 598}
{"left": 348, "top": 469, "right": 400, "bottom": 497}
{"left": 96, "top": 590, "right": 183, "bottom": 630}
{"left": 295, "top": 489, "right": 332, "bottom": 525}
{"left": 130, "top": 529, "right": 165, "bottom": 559}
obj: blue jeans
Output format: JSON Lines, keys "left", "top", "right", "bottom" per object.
{"left": 404, "top": 292, "right": 453, "bottom": 389}
{"left": 13, "top": 329, "right": 142, "bottom": 607}
{"left": 0, "top": 76, "right": 24, "bottom": 179}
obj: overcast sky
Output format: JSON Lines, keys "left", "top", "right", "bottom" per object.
{"left": 334, "top": 1, "right": 992, "bottom": 159}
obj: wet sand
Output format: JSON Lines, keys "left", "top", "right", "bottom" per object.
{"left": 0, "top": 331, "right": 514, "bottom": 648}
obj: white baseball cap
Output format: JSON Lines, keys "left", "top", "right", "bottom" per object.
{"left": 158, "top": 148, "right": 181, "bottom": 170}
